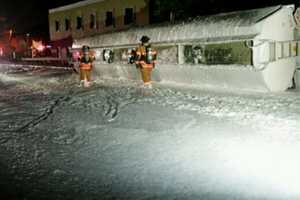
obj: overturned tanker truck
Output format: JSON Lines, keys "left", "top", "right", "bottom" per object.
{"left": 73, "top": 5, "right": 299, "bottom": 92}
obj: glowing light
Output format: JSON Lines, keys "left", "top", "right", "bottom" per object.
{"left": 168, "top": 127, "right": 300, "bottom": 199}
{"left": 217, "top": 138, "right": 300, "bottom": 198}
{"left": 72, "top": 51, "right": 80, "bottom": 60}
{"left": 36, "top": 45, "right": 45, "bottom": 52}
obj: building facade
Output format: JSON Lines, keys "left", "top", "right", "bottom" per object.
{"left": 48, "top": 0, "right": 150, "bottom": 42}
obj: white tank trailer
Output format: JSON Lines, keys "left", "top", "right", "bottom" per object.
{"left": 73, "top": 5, "right": 298, "bottom": 92}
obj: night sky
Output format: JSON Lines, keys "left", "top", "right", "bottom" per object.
{"left": 0, "top": 0, "right": 298, "bottom": 40}
{"left": 0, "top": 0, "right": 81, "bottom": 38}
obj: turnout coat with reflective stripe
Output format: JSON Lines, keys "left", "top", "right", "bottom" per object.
{"left": 135, "top": 44, "right": 157, "bottom": 67}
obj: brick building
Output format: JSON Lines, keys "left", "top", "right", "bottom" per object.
{"left": 48, "top": 0, "right": 150, "bottom": 42}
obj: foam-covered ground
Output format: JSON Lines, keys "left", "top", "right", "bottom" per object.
{"left": 0, "top": 65, "right": 299, "bottom": 200}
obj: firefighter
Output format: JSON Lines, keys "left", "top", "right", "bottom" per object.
{"left": 135, "top": 35, "right": 157, "bottom": 89}
{"left": 79, "top": 45, "right": 95, "bottom": 87}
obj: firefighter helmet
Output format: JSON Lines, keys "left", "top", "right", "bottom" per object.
{"left": 140, "top": 35, "right": 150, "bottom": 43}
{"left": 82, "top": 45, "right": 90, "bottom": 52}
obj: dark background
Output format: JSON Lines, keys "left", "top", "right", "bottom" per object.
{"left": 0, "top": 0, "right": 298, "bottom": 40}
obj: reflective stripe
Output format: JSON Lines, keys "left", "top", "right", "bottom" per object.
{"left": 80, "top": 63, "right": 92, "bottom": 70}
{"left": 141, "top": 63, "right": 153, "bottom": 69}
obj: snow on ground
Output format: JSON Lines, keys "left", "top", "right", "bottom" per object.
{"left": 0, "top": 65, "right": 299, "bottom": 200}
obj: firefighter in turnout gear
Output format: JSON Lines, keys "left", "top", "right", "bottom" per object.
{"left": 135, "top": 35, "right": 157, "bottom": 88}
{"left": 79, "top": 45, "right": 95, "bottom": 88}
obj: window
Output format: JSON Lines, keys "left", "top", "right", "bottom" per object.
{"left": 124, "top": 8, "right": 134, "bottom": 25}
{"left": 276, "top": 42, "right": 283, "bottom": 59}
{"left": 105, "top": 11, "right": 114, "bottom": 27}
{"left": 65, "top": 19, "right": 70, "bottom": 31}
{"left": 291, "top": 42, "right": 297, "bottom": 57}
{"left": 55, "top": 20, "right": 60, "bottom": 32}
{"left": 184, "top": 42, "right": 252, "bottom": 65}
{"left": 76, "top": 16, "right": 83, "bottom": 30}
{"left": 269, "top": 42, "right": 276, "bottom": 62}
{"left": 297, "top": 42, "right": 300, "bottom": 56}
{"left": 283, "top": 42, "right": 290, "bottom": 58}
{"left": 90, "top": 14, "right": 96, "bottom": 29}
